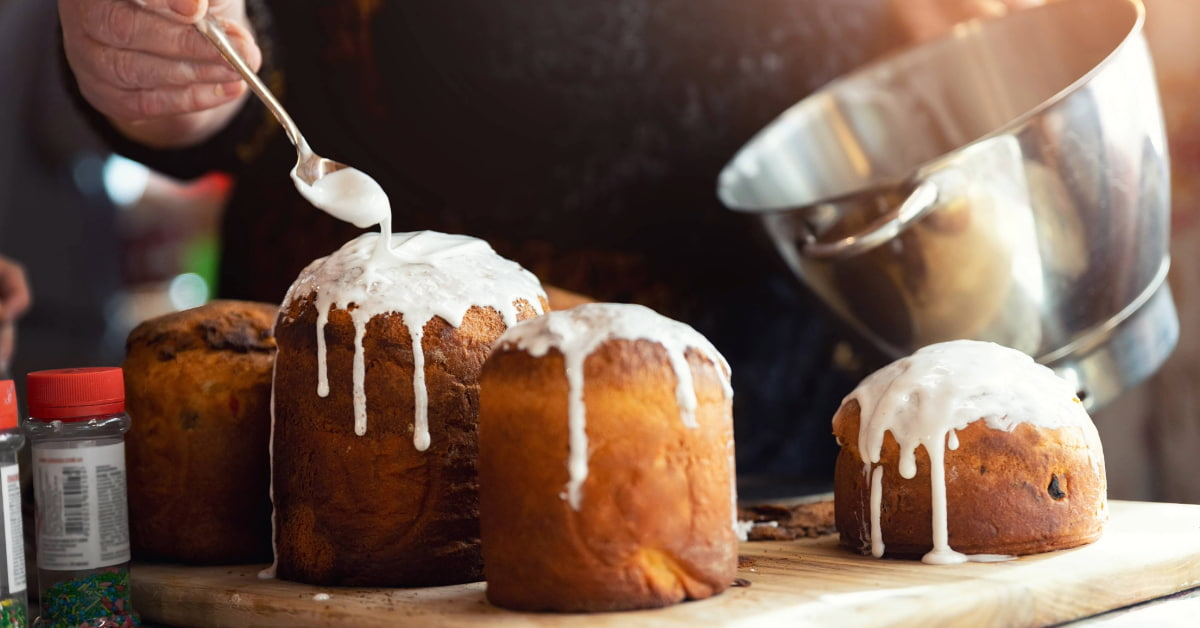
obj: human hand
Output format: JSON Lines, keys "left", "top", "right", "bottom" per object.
{"left": 59, "top": 0, "right": 262, "bottom": 148}
{"left": 0, "top": 256, "right": 31, "bottom": 375}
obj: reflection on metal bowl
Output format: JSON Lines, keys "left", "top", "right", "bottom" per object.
{"left": 718, "top": 0, "right": 1174, "bottom": 410}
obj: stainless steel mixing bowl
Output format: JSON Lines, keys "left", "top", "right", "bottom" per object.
{"left": 717, "top": 0, "right": 1175, "bottom": 409}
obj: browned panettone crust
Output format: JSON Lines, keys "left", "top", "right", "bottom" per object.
{"left": 833, "top": 399, "right": 1108, "bottom": 557}
{"left": 737, "top": 500, "right": 837, "bottom": 541}
{"left": 272, "top": 293, "right": 546, "bottom": 587}
{"left": 123, "top": 300, "right": 277, "bottom": 564}
{"left": 479, "top": 338, "right": 738, "bottom": 612}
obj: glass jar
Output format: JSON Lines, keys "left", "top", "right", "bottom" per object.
{"left": 25, "top": 368, "right": 139, "bottom": 628}
{"left": 0, "top": 381, "right": 27, "bottom": 628}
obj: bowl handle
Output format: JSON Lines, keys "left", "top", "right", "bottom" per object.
{"left": 801, "top": 171, "right": 961, "bottom": 260}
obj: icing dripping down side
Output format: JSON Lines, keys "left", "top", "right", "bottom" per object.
{"left": 260, "top": 357, "right": 279, "bottom": 580}
{"left": 839, "top": 339, "right": 1094, "bottom": 564}
{"left": 280, "top": 230, "right": 547, "bottom": 450}
{"left": 869, "top": 465, "right": 883, "bottom": 558}
{"left": 494, "top": 302, "right": 733, "bottom": 510}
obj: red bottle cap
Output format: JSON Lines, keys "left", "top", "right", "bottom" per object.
{"left": 26, "top": 367, "right": 125, "bottom": 421}
{"left": 0, "top": 380, "right": 15, "bottom": 430}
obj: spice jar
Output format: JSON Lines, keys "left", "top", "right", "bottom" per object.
{"left": 0, "top": 381, "right": 27, "bottom": 628}
{"left": 25, "top": 368, "right": 139, "bottom": 628}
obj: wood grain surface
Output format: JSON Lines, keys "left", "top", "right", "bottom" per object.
{"left": 129, "top": 500, "right": 1200, "bottom": 627}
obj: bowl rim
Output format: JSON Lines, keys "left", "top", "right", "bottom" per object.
{"left": 717, "top": 0, "right": 1147, "bottom": 214}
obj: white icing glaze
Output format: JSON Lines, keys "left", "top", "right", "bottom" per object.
{"left": 869, "top": 466, "right": 883, "bottom": 557}
{"left": 735, "top": 519, "right": 780, "bottom": 542}
{"left": 493, "top": 302, "right": 733, "bottom": 510}
{"left": 292, "top": 166, "right": 391, "bottom": 229}
{"left": 281, "top": 230, "right": 546, "bottom": 450}
{"left": 734, "top": 519, "right": 755, "bottom": 542}
{"left": 840, "top": 339, "right": 1093, "bottom": 564}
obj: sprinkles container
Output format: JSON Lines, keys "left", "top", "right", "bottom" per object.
{"left": 25, "top": 368, "right": 139, "bottom": 627}
{"left": 0, "top": 381, "right": 26, "bottom": 627}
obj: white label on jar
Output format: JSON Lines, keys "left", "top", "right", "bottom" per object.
{"left": 32, "top": 443, "right": 130, "bottom": 570}
{"left": 0, "top": 464, "right": 24, "bottom": 592}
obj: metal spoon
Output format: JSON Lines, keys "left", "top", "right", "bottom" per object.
{"left": 196, "top": 14, "right": 392, "bottom": 230}
{"left": 195, "top": 14, "right": 343, "bottom": 185}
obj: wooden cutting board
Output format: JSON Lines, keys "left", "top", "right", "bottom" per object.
{"left": 129, "top": 500, "right": 1200, "bottom": 627}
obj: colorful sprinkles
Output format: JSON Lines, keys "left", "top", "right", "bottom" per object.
{"left": 0, "top": 597, "right": 26, "bottom": 628}
{"left": 38, "top": 568, "right": 139, "bottom": 628}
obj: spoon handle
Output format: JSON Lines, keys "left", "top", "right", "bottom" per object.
{"left": 196, "top": 14, "right": 306, "bottom": 152}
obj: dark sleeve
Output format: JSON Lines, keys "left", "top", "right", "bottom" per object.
{"left": 57, "top": 0, "right": 279, "bottom": 181}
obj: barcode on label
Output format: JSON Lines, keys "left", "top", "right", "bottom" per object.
{"left": 2, "top": 464, "right": 25, "bottom": 592}
{"left": 35, "top": 443, "right": 129, "bottom": 570}
{"left": 62, "top": 467, "right": 88, "bottom": 537}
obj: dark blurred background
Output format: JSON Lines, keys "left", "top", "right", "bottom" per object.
{"left": 0, "top": 0, "right": 1197, "bottom": 504}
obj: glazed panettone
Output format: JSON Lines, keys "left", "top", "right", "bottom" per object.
{"left": 271, "top": 230, "right": 547, "bottom": 587}
{"left": 478, "top": 302, "right": 738, "bottom": 612}
{"left": 832, "top": 339, "right": 1108, "bottom": 563}
{"left": 123, "top": 300, "right": 277, "bottom": 564}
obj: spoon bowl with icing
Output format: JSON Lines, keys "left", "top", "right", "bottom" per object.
{"left": 195, "top": 14, "right": 391, "bottom": 229}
